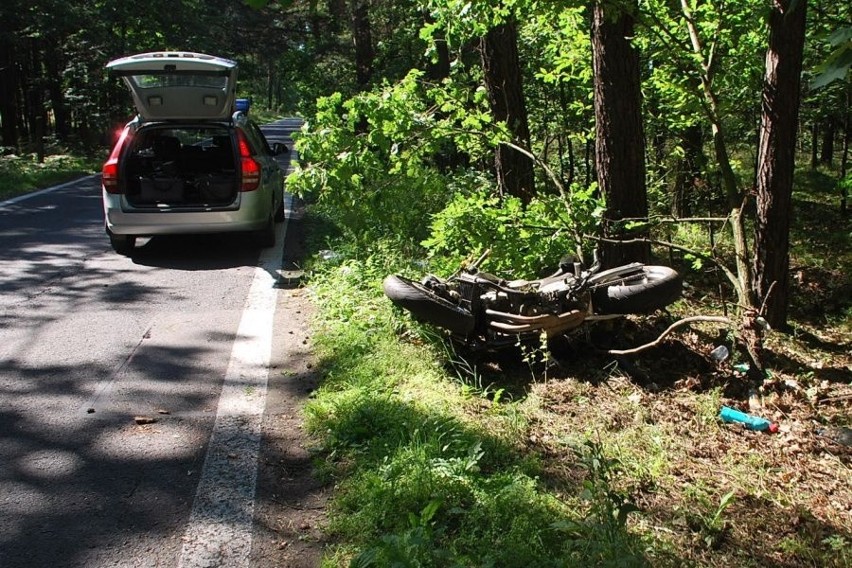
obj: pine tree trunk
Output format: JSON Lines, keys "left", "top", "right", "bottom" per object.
{"left": 753, "top": 0, "right": 808, "bottom": 330}
{"left": 0, "top": 35, "right": 18, "bottom": 147}
{"left": 480, "top": 19, "right": 535, "bottom": 203}
{"left": 45, "top": 45, "right": 69, "bottom": 142}
{"left": 820, "top": 117, "right": 835, "bottom": 165}
{"left": 349, "top": 0, "right": 373, "bottom": 88}
{"left": 841, "top": 85, "right": 850, "bottom": 215}
{"left": 672, "top": 125, "right": 704, "bottom": 218}
{"left": 591, "top": 1, "right": 650, "bottom": 267}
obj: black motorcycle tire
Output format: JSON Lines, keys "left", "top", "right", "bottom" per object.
{"left": 592, "top": 265, "right": 682, "bottom": 315}
{"left": 383, "top": 275, "right": 476, "bottom": 335}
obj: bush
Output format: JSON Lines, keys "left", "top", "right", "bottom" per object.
{"left": 422, "top": 185, "right": 604, "bottom": 278}
{"left": 288, "top": 72, "right": 463, "bottom": 247}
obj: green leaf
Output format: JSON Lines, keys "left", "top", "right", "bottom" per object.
{"left": 810, "top": 41, "right": 852, "bottom": 89}
{"left": 420, "top": 499, "right": 442, "bottom": 524}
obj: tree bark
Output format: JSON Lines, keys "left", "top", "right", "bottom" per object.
{"left": 820, "top": 116, "right": 835, "bottom": 165}
{"left": 558, "top": 83, "right": 576, "bottom": 185}
{"left": 45, "top": 44, "right": 69, "bottom": 142}
{"left": 0, "top": 34, "right": 19, "bottom": 148}
{"left": 671, "top": 124, "right": 705, "bottom": 218}
{"left": 753, "top": 0, "right": 808, "bottom": 330}
{"left": 424, "top": 11, "right": 451, "bottom": 82}
{"left": 591, "top": 1, "right": 650, "bottom": 267}
{"left": 841, "top": 84, "right": 850, "bottom": 215}
{"left": 349, "top": 0, "right": 373, "bottom": 88}
{"left": 480, "top": 19, "right": 535, "bottom": 203}
{"left": 810, "top": 122, "right": 819, "bottom": 169}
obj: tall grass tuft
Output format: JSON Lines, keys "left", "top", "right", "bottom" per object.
{"left": 303, "top": 236, "right": 651, "bottom": 566}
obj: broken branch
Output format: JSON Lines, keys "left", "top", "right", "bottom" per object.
{"left": 606, "top": 315, "right": 734, "bottom": 355}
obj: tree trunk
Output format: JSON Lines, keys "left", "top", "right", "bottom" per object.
{"left": 45, "top": 44, "right": 69, "bottom": 142}
{"left": 672, "top": 124, "right": 705, "bottom": 218}
{"left": 820, "top": 117, "right": 835, "bottom": 165}
{"left": 0, "top": 35, "right": 19, "bottom": 148}
{"left": 558, "top": 83, "right": 576, "bottom": 185}
{"left": 841, "top": 84, "right": 850, "bottom": 215}
{"left": 266, "top": 60, "right": 274, "bottom": 109}
{"left": 752, "top": 0, "right": 808, "bottom": 330}
{"left": 23, "top": 38, "right": 47, "bottom": 160}
{"left": 349, "top": 0, "right": 373, "bottom": 88}
{"left": 480, "top": 19, "right": 535, "bottom": 203}
{"left": 810, "top": 122, "right": 819, "bottom": 169}
{"left": 591, "top": 1, "right": 650, "bottom": 267}
{"left": 425, "top": 12, "right": 451, "bottom": 82}
{"left": 681, "top": 0, "right": 753, "bottom": 308}
{"left": 585, "top": 138, "right": 593, "bottom": 186}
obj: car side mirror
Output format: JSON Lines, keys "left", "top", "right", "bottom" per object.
{"left": 272, "top": 142, "right": 289, "bottom": 155}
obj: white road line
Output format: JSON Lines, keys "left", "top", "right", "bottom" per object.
{"left": 178, "top": 199, "right": 290, "bottom": 568}
{"left": 0, "top": 174, "right": 99, "bottom": 208}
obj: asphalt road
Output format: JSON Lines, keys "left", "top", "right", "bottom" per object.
{"left": 0, "top": 118, "right": 315, "bottom": 567}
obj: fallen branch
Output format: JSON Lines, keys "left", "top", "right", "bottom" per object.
{"left": 606, "top": 315, "right": 734, "bottom": 355}
{"left": 818, "top": 393, "right": 852, "bottom": 404}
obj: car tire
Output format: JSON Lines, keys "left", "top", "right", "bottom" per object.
{"left": 254, "top": 213, "right": 276, "bottom": 248}
{"left": 273, "top": 195, "right": 286, "bottom": 222}
{"left": 107, "top": 228, "right": 136, "bottom": 256}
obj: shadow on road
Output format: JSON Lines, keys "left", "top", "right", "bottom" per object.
{"left": 128, "top": 233, "right": 268, "bottom": 271}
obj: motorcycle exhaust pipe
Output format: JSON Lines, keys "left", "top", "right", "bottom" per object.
{"left": 486, "top": 309, "right": 585, "bottom": 334}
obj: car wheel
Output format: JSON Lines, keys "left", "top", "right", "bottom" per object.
{"left": 107, "top": 229, "right": 136, "bottom": 256}
{"left": 254, "top": 212, "right": 276, "bottom": 248}
{"left": 273, "top": 193, "right": 286, "bottom": 222}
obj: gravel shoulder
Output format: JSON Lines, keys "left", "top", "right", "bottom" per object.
{"left": 251, "top": 206, "right": 329, "bottom": 567}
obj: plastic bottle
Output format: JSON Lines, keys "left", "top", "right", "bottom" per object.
{"left": 719, "top": 406, "right": 778, "bottom": 433}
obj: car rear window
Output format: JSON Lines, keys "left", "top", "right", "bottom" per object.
{"left": 135, "top": 126, "right": 232, "bottom": 150}
{"left": 129, "top": 74, "right": 227, "bottom": 90}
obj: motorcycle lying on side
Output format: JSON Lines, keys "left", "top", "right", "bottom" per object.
{"left": 383, "top": 251, "right": 682, "bottom": 349}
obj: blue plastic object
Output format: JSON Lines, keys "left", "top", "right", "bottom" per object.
{"left": 719, "top": 406, "right": 778, "bottom": 432}
{"left": 235, "top": 98, "right": 251, "bottom": 113}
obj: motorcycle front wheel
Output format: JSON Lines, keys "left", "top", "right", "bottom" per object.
{"left": 592, "top": 265, "right": 682, "bottom": 315}
{"left": 382, "top": 275, "right": 476, "bottom": 335}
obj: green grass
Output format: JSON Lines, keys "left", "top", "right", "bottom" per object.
{"left": 0, "top": 152, "right": 99, "bottom": 200}
{"left": 302, "top": 237, "right": 649, "bottom": 567}
{"left": 298, "top": 157, "right": 851, "bottom": 567}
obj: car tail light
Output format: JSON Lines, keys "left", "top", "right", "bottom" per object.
{"left": 237, "top": 130, "right": 260, "bottom": 192}
{"left": 102, "top": 128, "right": 131, "bottom": 194}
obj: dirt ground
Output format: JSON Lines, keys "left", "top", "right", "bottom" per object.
{"left": 525, "top": 311, "right": 852, "bottom": 567}
{"left": 250, "top": 205, "right": 329, "bottom": 567}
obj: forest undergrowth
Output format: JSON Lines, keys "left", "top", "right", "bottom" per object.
{"left": 299, "top": 167, "right": 850, "bottom": 567}
{"left": 0, "top": 151, "right": 99, "bottom": 201}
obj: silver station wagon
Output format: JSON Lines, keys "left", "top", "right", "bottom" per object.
{"left": 101, "top": 52, "right": 287, "bottom": 255}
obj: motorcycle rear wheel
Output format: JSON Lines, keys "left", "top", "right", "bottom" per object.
{"left": 592, "top": 265, "right": 682, "bottom": 314}
{"left": 383, "top": 275, "right": 476, "bottom": 335}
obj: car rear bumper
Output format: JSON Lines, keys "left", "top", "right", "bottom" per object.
{"left": 103, "top": 191, "right": 269, "bottom": 235}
